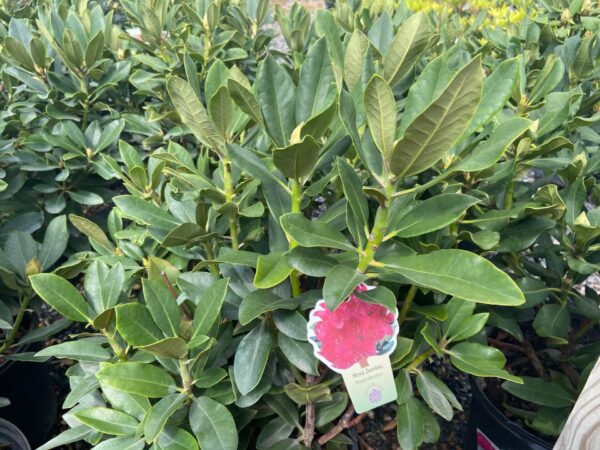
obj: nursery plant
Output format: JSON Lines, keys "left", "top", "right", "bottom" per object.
{"left": 0, "top": 0, "right": 594, "bottom": 449}
{"left": 25, "top": 7, "right": 550, "bottom": 449}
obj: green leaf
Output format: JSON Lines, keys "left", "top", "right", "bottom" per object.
{"left": 239, "top": 290, "right": 297, "bottom": 326}
{"left": 36, "top": 341, "right": 112, "bottom": 362}
{"left": 254, "top": 253, "right": 294, "bottom": 289}
{"left": 69, "top": 214, "right": 112, "bottom": 248}
{"left": 144, "top": 393, "right": 186, "bottom": 443}
{"left": 190, "top": 278, "right": 228, "bottom": 339}
{"left": 284, "top": 383, "right": 331, "bottom": 405}
{"left": 416, "top": 371, "right": 461, "bottom": 420}
{"left": 531, "top": 91, "right": 571, "bottom": 137}
{"left": 388, "top": 194, "right": 479, "bottom": 238}
{"left": 190, "top": 396, "right": 238, "bottom": 450}
{"left": 63, "top": 29, "right": 84, "bottom": 69}
{"left": 285, "top": 247, "right": 337, "bottom": 277}
{"left": 464, "top": 57, "right": 518, "bottom": 136}
{"left": 278, "top": 334, "right": 319, "bottom": 375}
{"left": 84, "top": 260, "right": 124, "bottom": 315}
{"left": 84, "top": 30, "right": 104, "bottom": 67}
{"left": 5, "top": 36, "right": 35, "bottom": 71}
{"left": 75, "top": 407, "right": 139, "bottom": 436}
{"left": 158, "top": 427, "right": 199, "bottom": 450}
{"left": 143, "top": 278, "right": 181, "bottom": 337}
{"left": 395, "top": 369, "right": 413, "bottom": 404}
{"left": 115, "top": 303, "right": 162, "bottom": 347}
{"left": 501, "top": 377, "right": 574, "bottom": 408}
{"left": 364, "top": 75, "right": 396, "bottom": 163}
{"left": 280, "top": 213, "right": 354, "bottom": 251}
{"left": 355, "top": 286, "right": 397, "bottom": 311}
{"left": 139, "top": 337, "right": 188, "bottom": 359}
{"left": 448, "top": 343, "right": 522, "bottom": 383}
{"left": 209, "top": 85, "right": 234, "bottom": 138}
{"left": 234, "top": 321, "right": 273, "bottom": 395}
{"left": 39, "top": 215, "right": 68, "bottom": 271}
{"left": 398, "top": 56, "right": 453, "bottom": 137}
{"left": 453, "top": 118, "right": 533, "bottom": 172}
{"left": 383, "top": 12, "right": 431, "bottom": 87}
{"left": 256, "top": 56, "right": 296, "bottom": 146}
{"left": 97, "top": 362, "right": 176, "bottom": 398}
{"left": 296, "top": 37, "right": 336, "bottom": 122}
{"left": 396, "top": 398, "right": 424, "bottom": 450}
{"left": 90, "top": 436, "right": 144, "bottom": 450}
{"left": 37, "top": 426, "right": 94, "bottom": 450}
{"left": 323, "top": 265, "right": 369, "bottom": 310}
{"left": 273, "top": 310, "right": 309, "bottom": 341}
{"left": 315, "top": 392, "right": 348, "bottom": 427}
{"left": 533, "top": 303, "right": 570, "bottom": 339}
{"left": 344, "top": 30, "right": 370, "bottom": 91}
{"left": 337, "top": 158, "right": 369, "bottom": 239}
{"left": 96, "top": 120, "right": 125, "bottom": 153}
{"left": 273, "top": 136, "right": 320, "bottom": 180}
{"left": 30, "top": 274, "right": 91, "bottom": 322}
{"left": 167, "top": 77, "right": 224, "bottom": 150}
{"left": 227, "top": 79, "right": 264, "bottom": 127}
{"left": 114, "top": 196, "right": 179, "bottom": 231}
{"left": 391, "top": 57, "right": 483, "bottom": 176}
{"left": 161, "top": 223, "right": 207, "bottom": 247}
{"left": 382, "top": 249, "right": 524, "bottom": 306}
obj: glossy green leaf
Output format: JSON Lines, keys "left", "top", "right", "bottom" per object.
{"left": 391, "top": 57, "right": 483, "bottom": 176}
{"left": 39, "top": 215, "right": 68, "bottom": 271}
{"left": 157, "top": 428, "right": 199, "bottom": 450}
{"left": 36, "top": 341, "right": 111, "bottom": 362}
{"left": 382, "top": 250, "right": 524, "bottom": 306}
{"left": 113, "top": 196, "right": 179, "bottom": 231}
{"left": 239, "top": 290, "right": 297, "bottom": 326}
{"left": 388, "top": 194, "right": 479, "bottom": 238}
{"left": 383, "top": 12, "right": 431, "bottom": 87}
{"left": 256, "top": 56, "right": 296, "bottom": 147}
{"left": 97, "top": 362, "right": 177, "bottom": 398}
{"left": 189, "top": 396, "right": 238, "bottom": 450}
{"left": 115, "top": 303, "right": 162, "bottom": 347}
{"left": 280, "top": 213, "right": 354, "bottom": 251}
{"left": 364, "top": 75, "right": 396, "bottom": 163}
{"left": 75, "top": 407, "right": 139, "bottom": 436}
{"left": 278, "top": 334, "right": 319, "bottom": 375}
{"left": 142, "top": 278, "right": 181, "bottom": 337}
{"left": 233, "top": 321, "right": 273, "bottom": 395}
{"left": 501, "top": 377, "right": 574, "bottom": 408}
{"left": 448, "top": 343, "right": 521, "bottom": 383}
{"left": 396, "top": 397, "right": 424, "bottom": 450}
{"left": 273, "top": 136, "right": 320, "bottom": 180}
{"left": 144, "top": 393, "right": 186, "bottom": 443}
{"left": 190, "top": 278, "right": 228, "bottom": 339}
{"left": 167, "top": 77, "right": 224, "bottom": 150}
{"left": 30, "top": 274, "right": 91, "bottom": 323}
{"left": 323, "top": 265, "right": 369, "bottom": 310}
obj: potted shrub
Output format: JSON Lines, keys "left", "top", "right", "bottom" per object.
{"left": 26, "top": 9, "right": 544, "bottom": 448}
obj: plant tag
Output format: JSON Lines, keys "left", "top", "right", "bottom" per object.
{"left": 307, "top": 284, "right": 399, "bottom": 413}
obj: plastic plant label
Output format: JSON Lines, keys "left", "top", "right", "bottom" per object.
{"left": 307, "top": 284, "right": 399, "bottom": 413}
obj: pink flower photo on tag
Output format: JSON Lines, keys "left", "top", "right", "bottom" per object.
{"left": 307, "top": 284, "right": 399, "bottom": 373}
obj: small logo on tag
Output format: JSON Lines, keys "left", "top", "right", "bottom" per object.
{"left": 307, "top": 284, "right": 399, "bottom": 413}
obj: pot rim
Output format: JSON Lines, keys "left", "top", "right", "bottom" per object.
{"left": 471, "top": 376, "right": 554, "bottom": 449}
{"left": 0, "top": 417, "right": 31, "bottom": 450}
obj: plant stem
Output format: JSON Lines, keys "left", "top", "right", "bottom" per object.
{"left": 203, "top": 242, "right": 220, "bottom": 276}
{"left": 0, "top": 294, "right": 31, "bottom": 354}
{"left": 317, "top": 405, "right": 367, "bottom": 446}
{"left": 303, "top": 374, "right": 316, "bottom": 446}
{"left": 398, "top": 285, "right": 417, "bottom": 326}
{"left": 357, "top": 206, "right": 389, "bottom": 273}
{"left": 179, "top": 358, "right": 193, "bottom": 394}
{"left": 103, "top": 329, "right": 126, "bottom": 361}
{"left": 406, "top": 348, "right": 436, "bottom": 373}
{"left": 289, "top": 179, "right": 302, "bottom": 297}
{"left": 503, "top": 179, "right": 515, "bottom": 209}
{"left": 222, "top": 160, "right": 239, "bottom": 249}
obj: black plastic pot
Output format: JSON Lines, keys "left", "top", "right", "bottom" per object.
{"left": 0, "top": 314, "right": 58, "bottom": 448}
{"left": 466, "top": 378, "right": 553, "bottom": 450}
{"left": 0, "top": 418, "right": 31, "bottom": 450}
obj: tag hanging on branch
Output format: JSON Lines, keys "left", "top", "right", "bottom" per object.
{"left": 307, "top": 284, "right": 399, "bottom": 413}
